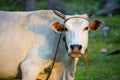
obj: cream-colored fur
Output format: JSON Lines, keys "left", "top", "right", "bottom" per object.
{"left": 0, "top": 10, "right": 77, "bottom": 80}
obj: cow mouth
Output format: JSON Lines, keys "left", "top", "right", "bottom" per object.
{"left": 69, "top": 48, "right": 85, "bottom": 58}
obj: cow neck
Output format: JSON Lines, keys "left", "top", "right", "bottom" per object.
{"left": 45, "top": 33, "right": 62, "bottom": 80}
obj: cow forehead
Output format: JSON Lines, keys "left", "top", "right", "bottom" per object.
{"left": 65, "top": 14, "right": 88, "bottom": 19}
{"left": 65, "top": 14, "right": 89, "bottom": 29}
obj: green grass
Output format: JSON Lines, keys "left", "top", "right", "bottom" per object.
{"left": 75, "top": 28, "right": 120, "bottom": 80}
{"left": 76, "top": 53, "right": 120, "bottom": 80}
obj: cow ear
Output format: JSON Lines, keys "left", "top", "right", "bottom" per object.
{"left": 89, "top": 19, "right": 105, "bottom": 30}
{"left": 51, "top": 21, "right": 64, "bottom": 33}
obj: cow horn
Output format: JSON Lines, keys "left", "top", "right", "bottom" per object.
{"left": 53, "top": 10, "right": 65, "bottom": 19}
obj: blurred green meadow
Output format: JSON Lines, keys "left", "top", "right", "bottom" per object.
{"left": 0, "top": 0, "right": 120, "bottom": 80}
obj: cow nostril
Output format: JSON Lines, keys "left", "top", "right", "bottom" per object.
{"left": 70, "top": 44, "right": 82, "bottom": 50}
{"left": 78, "top": 45, "right": 82, "bottom": 50}
{"left": 70, "top": 45, "right": 74, "bottom": 50}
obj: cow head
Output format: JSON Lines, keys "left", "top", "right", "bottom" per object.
{"left": 51, "top": 10, "right": 104, "bottom": 58}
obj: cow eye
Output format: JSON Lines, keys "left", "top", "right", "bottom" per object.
{"left": 64, "top": 27, "right": 68, "bottom": 31}
{"left": 84, "top": 27, "right": 89, "bottom": 30}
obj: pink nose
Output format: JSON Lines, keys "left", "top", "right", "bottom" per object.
{"left": 70, "top": 44, "right": 82, "bottom": 50}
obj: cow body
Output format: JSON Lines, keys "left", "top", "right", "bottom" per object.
{"left": 0, "top": 10, "right": 104, "bottom": 80}
{"left": 0, "top": 10, "right": 75, "bottom": 80}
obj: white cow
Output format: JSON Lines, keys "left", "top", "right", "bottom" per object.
{"left": 0, "top": 10, "right": 104, "bottom": 80}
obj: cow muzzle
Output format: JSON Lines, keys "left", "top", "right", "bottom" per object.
{"left": 69, "top": 44, "right": 85, "bottom": 58}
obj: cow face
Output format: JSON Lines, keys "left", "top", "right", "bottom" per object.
{"left": 51, "top": 10, "right": 104, "bottom": 58}
{"left": 64, "top": 15, "right": 89, "bottom": 58}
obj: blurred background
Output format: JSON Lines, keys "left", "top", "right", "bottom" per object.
{"left": 0, "top": 0, "right": 120, "bottom": 80}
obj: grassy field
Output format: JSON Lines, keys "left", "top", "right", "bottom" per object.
{"left": 0, "top": 0, "right": 120, "bottom": 80}
{"left": 75, "top": 15, "right": 120, "bottom": 80}
{"left": 75, "top": 17, "right": 120, "bottom": 80}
